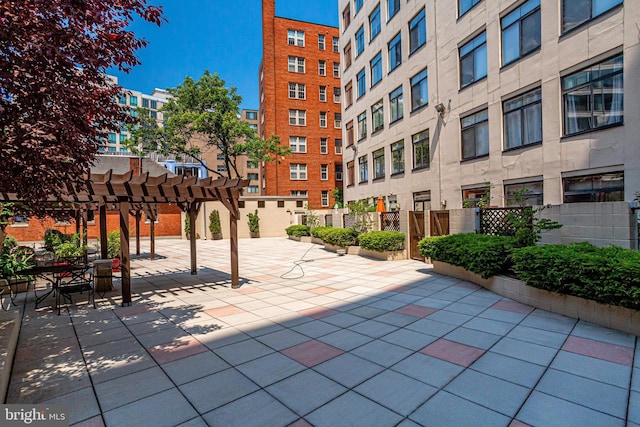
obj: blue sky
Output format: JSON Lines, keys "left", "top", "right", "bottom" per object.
{"left": 109, "top": 0, "right": 339, "bottom": 110}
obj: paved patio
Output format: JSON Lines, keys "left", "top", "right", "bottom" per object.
{"left": 5, "top": 237, "right": 640, "bottom": 426}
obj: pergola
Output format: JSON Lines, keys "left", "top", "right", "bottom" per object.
{"left": 1, "top": 170, "right": 249, "bottom": 305}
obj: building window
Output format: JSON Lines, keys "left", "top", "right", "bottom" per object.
{"left": 335, "top": 138, "right": 343, "bottom": 154}
{"left": 409, "top": 8, "right": 427, "bottom": 54}
{"left": 289, "top": 109, "right": 306, "bottom": 126}
{"left": 505, "top": 181, "right": 543, "bottom": 206}
{"left": 372, "top": 100, "right": 384, "bottom": 132}
{"left": 413, "top": 191, "right": 432, "bottom": 211}
{"left": 288, "top": 56, "right": 305, "bottom": 73}
{"left": 410, "top": 68, "right": 428, "bottom": 111}
{"left": 321, "top": 164, "right": 329, "bottom": 180}
{"left": 217, "top": 164, "right": 227, "bottom": 172}
{"left": 246, "top": 111, "right": 257, "bottom": 120}
{"left": 291, "top": 190, "right": 308, "bottom": 197}
{"left": 288, "top": 29, "right": 305, "bottom": 46}
{"left": 345, "top": 82, "right": 353, "bottom": 107}
{"left": 347, "top": 160, "right": 355, "bottom": 186}
{"left": 249, "top": 123, "right": 257, "bottom": 130}
{"left": 562, "top": 0, "right": 622, "bottom": 33}
{"left": 319, "top": 60, "right": 326, "bottom": 76}
{"left": 321, "top": 190, "right": 329, "bottom": 207}
{"left": 320, "top": 111, "right": 327, "bottom": 128}
{"left": 370, "top": 4, "right": 381, "bottom": 41}
{"left": 289, "top": 83, "right": 306, "bottom": 99}
{"left": 290, "top": 164, "right": 308, "bottom": 180}
{"left": 334, "top": 112, "right": 342, "bottom": 128}
{"left": 463, "top": 186, "right": 490, "bottom": 208}
{"left": 319, "top": 86, "right": 327, "bottom": 102}
{"left": 176, "top": 166, "right": 201, "bottom": 177}
{"left": 150, "top": 100, "right": 157, "bottom": 109}
{"left": 504, "top": 88, "right": 542, "bottom": 150}
{"left": 388, "top": 32, "right": 402, "bottom": 72}
{"left": 461, "top": 109, "right": 489, "bottom": 160}
{"left": 391, "top": 141, "right": 405, "bottom": 174}
{"left": 107, "top": 133, "right": 117, "bottom": 144}
{"left": 563, "top": 172, "right": 624, "bottom": 203}
{"left": 320, "top": 138, "right": 328, "bottom": 154}
{"left": 356, "top": 26, "right": 365, "bottom": 56}
{"left": 336, "top": 164, "right": 343, "bottom": 181}
{"left": 333, "top": 36, "right": 339, "bottom": 52}
{"left": 359, "top": 155, "right": 369, "bottom": 182}
{"left": 357, "top": 68, "right": 366, "bottom": 98}
{"left": 388, "top": 0, "right": 400, "bottom": 20}
{"left": 334, "top": 87, "right": 341, "bottom": 103}
{"left": 346, "top": 121, "right": 354, "bottom": 146}
{"left": 344, "top": 42, "right": 352, "bottom": 69}
{"left": 357, "top": 111, "right": 367, "bottom": 140}
{"left": 370, "top": 52, "right": 383, "bottom": 86}
{"left": 129, "top": 95, "right": 138, "bottom": 106}
{"left": 247, "top": 185, "right": 259, "bottom": 194}
{"left": 460, "top": 32, "right": 487, "bottom": 88}
{"left": 217, "top": 153, "right": 226, "bottom": 160}
{"left": 247, "top": 161, "right": 258, "bottom": 169}
{"left": 130, "top": 108, "right": 138, "bottom": 118}
{"left": 318, "top": 34, "right": 326, "bottom": 50}
{"left": 343, "top": 4, "right": 351, "bottom": 30}
{"left": 247, "top": 173, "right": 259, "bottom": 181}
{"left": 502, "top": 0, "right": 541, "bottom": 66}
{"left": 277, "top": 200, "right": 285, "bottom": 208}
{"left": 562, "top": 54, "right": 623, "bottom": 136}
{"left": 389, "top": 86, "right": 404, "bottom": 122}
{"left": 412, "top": 129, "right": 429, "bottom": 169}
{"left": 333, "top": 62, "right": 340, "bottom": 78}
{"left": 289, "top": 136, "right": 307, "bottom": 153}
{"left": 142, "top": 98, "right": 149, "bottom": 108}
{"left": 355, "top": 0, "right": 364, "bottom": 13}
{"left": 118, "top": 94, "right": 127, "bottom": 104}
{"left": 459, "top": 0, "right": 482, "bottom": 17}
{"left": 373, "top": 148, "right": 385, "bottom": 179}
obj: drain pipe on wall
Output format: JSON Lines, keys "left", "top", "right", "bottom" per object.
{"left": 630, "top": 201, "right": 639, "bottom": 250}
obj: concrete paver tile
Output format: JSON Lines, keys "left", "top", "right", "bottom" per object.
{"left": 392, "top": 353, "right": 464, "bottom": 388}
{"left": 203, "top": 390, "right": 297, "bottom": 427}
{"left": 317, "top": 328, "right": 374, "bottom": 351}
{"left": 410, "top": 391, "right": 510, "bottom": 427}
{"left": 352, "top": 339, "right": 413, "bottom": 367}
{"left": 551, "top": 350, "right": 631, "bottom": 388}
{"left": 281, "top": 339, "right": 343, "bottom": 367}
{"left": 178, "top": 368, "right": 260, "bottom": 414}
{"left": 103, "top": 388, "right": 198, "bottom": 427}
{"left": 313, "top": 353, "right": 385, "bottom": 388}
{"left": 43, "top": 386, "right": 101, "bottom": 426}
{"left": 235, "top": 352, "right": 305, "bottom": 387}
{"left": 265, "top": 370, "right": 347, "bottom": 416}
{"left": 491, "top": 337, "right": 558, "bottom": 366}
{"left": 562, "top": 336, "right": 634, "bottom": 366}
{"left": 420, "top": 339, "right": 485, "bottom": 367}
{"left": 94, "top": 366, "right": 173, "bottom": 412}
{"left": 306, "top": 391, "right": 403, "bottom": 427}
{"left": 161, "top": 351, "right": 230, "bottom": 385}
{"left": 471, "top": 351, "right": 546, "bottom": 388}
{"left": 212, "top": 337, "right": 275, "bottom": 365}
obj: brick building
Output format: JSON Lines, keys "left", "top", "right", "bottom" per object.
{"left": 259, "top": 0, "right": 343, "bottom": 209}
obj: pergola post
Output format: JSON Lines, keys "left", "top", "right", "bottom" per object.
{"left": 135, "top": 210, "right": 141, "bottom": 255}
{"left": 150, "top": 214, "right": 155, "bottom": 261}
{"left": 119, "top": 199, "right": 131, "bottom": 306}
{"left": 99, "top": 203, "right": 108, "bottom": 259}
{"left": 189, "top": 203, "right": 198, "bottom": 275}
{"left": 230, "top": 211, "right": 239, "bottom": 289}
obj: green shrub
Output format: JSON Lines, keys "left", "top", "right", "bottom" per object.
{"left": 44, "top": 229, "right": 68, "bottom": 251}
{"left": 512, "top": 243, "right": 640, "bottom": 309}
{"left": 418, "top": 233, "right": 517, "bottom": 279}
{"left": 286, "top": 225, "right": 311, "bottom": 237}
{"left": 247, "top": 210, "right": 260, "bottom": 233}
{"left": 323, "top": 228, "right": 359, "bottom": 248}
{"left": 358, "top": 231, "right": 405, "bottom": 252}
{"left": 310, "top": 226, "right": 333, "bottom": 240}
{"left": 209, "top": 210, "right": 222, "bottom": 236}
{"left": 107, "top": 230, "right": 121, "bottom": 259}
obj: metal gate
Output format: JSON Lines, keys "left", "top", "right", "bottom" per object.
{"left": 409, "top": 211, "right": 425, "bottom": 261}
{"left": 430, "top": 210, "right": 450, "bottom": 236}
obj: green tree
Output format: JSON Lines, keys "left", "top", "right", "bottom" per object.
{"left": 125, "top": 71, "right": 289, "bottom": 179}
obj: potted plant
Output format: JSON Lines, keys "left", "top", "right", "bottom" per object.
{"left": 107, "top": 230, "right": 121, "bottom": 272}
{"left": 247, "top": 210, "right": 260, "bottom": 238}
{"left": 209, "top": 210, "right": 222, "bottom": 240}
{"left": 53, "top": 233, "right": 87, "bottom": 263}
{"left": 1, "top": 243, "right": 34, "bottom": 294}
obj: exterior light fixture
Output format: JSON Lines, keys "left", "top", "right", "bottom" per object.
{"left": 435, "top": 103, "right": 446, "bottom": 116}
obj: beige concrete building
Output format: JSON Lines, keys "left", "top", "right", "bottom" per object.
{"left": 339, "top": 0, "right": 638, "bottom": 211}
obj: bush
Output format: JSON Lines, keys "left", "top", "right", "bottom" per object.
{"left": 358, "top": 231, "right": 405, "bottom": 252}
{"left": 285, "top": 225, "right": 310, "bottom": 237}
{"left": 311, "top": 226, "right": 333, "bottom": 240}
{"left": 44, "top": 229, "right": 68, "bottom": 251}
{"left": 323, "top": 228, "right": 359, "bottom": 248}
{"left": 419, "top": 233, "right": 517, "bottom": 279}
{"left": 107, "top": 230, "right": 121, "bottom": 259}
{"left": 512, "top": 243, "right": 640, "bottom": 309}
{"left": 247, "top": 210, "right": 260, "bottom": 233}
{"left": 209, "top": 210, "right": 222, "bottom": 237}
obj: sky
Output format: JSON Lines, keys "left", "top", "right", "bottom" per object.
{"left": 109, "top": 0, "right": 339, "bottom": 111}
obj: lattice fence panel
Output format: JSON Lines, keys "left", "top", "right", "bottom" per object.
{"left": 380, "top": 211, "right": 400, "bottom": 231}
{"left": 342, "top": 214, "right": 357, "bottom": 229}
{"left": 479, "top": 208, "right": 528, "bottom": 236}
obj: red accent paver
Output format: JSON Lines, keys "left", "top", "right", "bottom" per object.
{"left": 114, "top": 304, "right": 154, "bottom": 317}
{"left": 236, "top": 287, "right": 262, "bottom": 295}
{"left": 509, "top": 420, "right": 532, "bottom": 427}
{"left": 562, "top": 336, "right": 634, "bottom": 366}
{"left": 204, "top": 305, "right": 245, "bottom": 318}
{"left": 311, "top": 273, "right": 337, "bottom": 280}
{"left": 395, "top": 304, "right": 438, "bottom": 318}
{"left": 492, "top": 300, "right": 534, "bottom": 314}
{"left": 420, "top": 339, "right": 485, "bottom": 367}
{"left": 288, "top": 419, "right": 313, "bottom": 427}
{"left": 148, "top": 337, "right": 208, "bottom": 364}
{"left": 299, "top": 306, "right": 339, "bottom": 319}
{"left": 455, "top": 281, "right": 481, "bottom": 290}
{"left": 281, "top": 340, "right": 344, "bottom": 367}
{"left": 383, "top": 285, "right": 412, "bottom": 293}
{"left": 309, "top": 287, "right": 337, "bottom": 295}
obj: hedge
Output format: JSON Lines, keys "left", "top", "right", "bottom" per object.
{"left": 310, "top": 226, "right": 333, "bottom": 240}
{"left": 419, "top": 233, "right": 517, "bottom": 279}
{"left": 358, "top": 231, "right": 405, "bottom": 252}
{"left": 285, "top": 225, "right": 310, "bottom": 237}
{"left": 322, "top": 228, "right": 359, "bottom": 248}
{"left": 512, "top": 243, "right": 640, "bottom": 309}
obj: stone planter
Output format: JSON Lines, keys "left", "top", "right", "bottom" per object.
{"left": 250, "top": 231, "right": 260, "bottom": 238}
{"left": 311, "top": 237, "right": 324, "bottom": 244}
{"left": 288, "top": 235, "right": 301, "bottom": 242}
{"left": 432, "top": 261, "right": 640, "bottom": 336}
{"left": 358, "top": 247, "right": 407, "bottom": 261}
